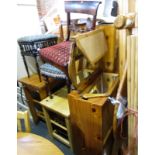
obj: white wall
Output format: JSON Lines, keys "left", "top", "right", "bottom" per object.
{"left": 17, "top": 0, "right": 42, "bottom": 79}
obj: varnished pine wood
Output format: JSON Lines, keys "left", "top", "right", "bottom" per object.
{"left": 17, "top": 111, "right": 31, "bottom": 132}
{"left": 68, "top": 92, "right": 113, "bottom": 155}
{"left": 23, "top": 86, "right": 40, "bottom": 123}
{"left": 68, "top": 73, "right": 119, "bottom": 155}
{"left": 18, "top": 74, "right": 49, "bottom": 123}
{"left": 17, "top": 132, "right": 64, "bottom": 155}
{"left": 40, "top": 87, "right": 72, "bottom": 147}
{"left": 75, "top": 29, "right": 108, "bottom": 68}
{"left": 127, "top": 35, "right": 138, "bottom": 154}
{"left": 97, "top": 25, "right": 117, "bottom": 72}
{"left": 114, "top": 13, "right": 136, "bottom": 29}
{"left": 40, "top": 87, "right": 69, "bottom": 117}
{"left": 18, "top": 74, "right": 47, "bottom": 91}
{"left": 113, "top": 0, "right": 138, "bottom": 154}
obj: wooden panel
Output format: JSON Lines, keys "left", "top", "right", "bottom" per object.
{"left": 18, "top": 74, "right": 46, "bottom": 90}
{"left": 97, "top": 24, "right": 116, "bottom": 72}
{"left": 68, "top": 89, "right": 115, "bottom": 155}
{"left": 76, "top": 29, "right": 108, "bottom": 67}
{"left": 68, "top": 92, "right": 105, "bottom": 155}
{"left": 40, "top": 87, "right": 69, "bottom": 117}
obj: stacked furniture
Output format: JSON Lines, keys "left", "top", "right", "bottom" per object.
{"left": 18, "top": 74, "right": 64, "bottom": 124}
{"left": 39, "top": 0, "right": 102, "bottom": 92}
{"left": 68, "top": 28, "right": 118, "bottom": 155}
{"left": 17, "top": 34, "right": 58, "bottom": 81}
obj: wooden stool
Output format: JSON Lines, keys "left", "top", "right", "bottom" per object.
{"left": 17, "top": 34, "right": 58, "bottom": 81}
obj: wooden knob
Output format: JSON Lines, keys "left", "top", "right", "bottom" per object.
{"left": 114, "top": 15, "right": 126, "bottom": 29}
{"left": 114, "top": 13, "right": 136, "bottom": 29}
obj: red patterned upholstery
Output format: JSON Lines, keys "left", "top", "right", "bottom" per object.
{"left": 39, "top": 41, "right": 72, "bottom": 67}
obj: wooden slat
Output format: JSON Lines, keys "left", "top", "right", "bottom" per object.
{"left": 131, "top": 35, "right": 135, "bottom": 145}
{"left": 17, "top": 120, "right": 22, "bottom": 132}
{"left": 65, "top": 118, "right": 73, "bottom": 150}
{"left": 127, "top": 35, "right": 138, "bottom": 150}
{"left": 134, "top": 36, "right": 138, "bottom": 111}
{"left": 119, "top": 29, "right": 129, "bottom": 79}
{"left": 52, "top": 131, "right": 70, "bottom": 146}
{"left": 50, "top": 120, "right": 67, "bottom": 131}
{"left": 127, "top": 35, "right": 131, "bottom": 144}
{"left": 133, "top": 35, "right": 138, "bottom": 155}
{"left": 42, "top": 107, "right": 53, "bottom": 136}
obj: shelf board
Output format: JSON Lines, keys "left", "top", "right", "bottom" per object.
{"left": 37, "top": 111, "right": 45, "bottom": 119}
{"left": 39, "top": 87, "right": 70, "bottom": 117}
{"left": 52, "top": 130, "right": 70, "bottom": 147}
{"left": 50, "top": 120, "right": 67, "bottom": 131}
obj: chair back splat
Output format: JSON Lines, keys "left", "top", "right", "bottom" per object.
{"left": 65, "top": 0, "right": 102, "bottom": 40}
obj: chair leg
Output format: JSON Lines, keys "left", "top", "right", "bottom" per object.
{"left": 44, "top": 76, "right": 53, "bottom": 98}
{"left": 34, "top": 56, "right": 41, "bottom": 82}
{"left": 22, "top": 55, "right": 30, "bottom": 78}
{"left": 66, "top": 78, "right": 71, "bottom": 93}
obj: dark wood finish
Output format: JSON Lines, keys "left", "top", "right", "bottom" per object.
{"left": 65, "top": 1, "right": 101, "bottom": 91}
{"left": 22, "top": 55, "right": 30, "bottom": 78}
{"left": 18, "top": 36, "right": 58, "bottom": 82}
{"left": 65, "top": 0, "right": 101, "bottom": 40}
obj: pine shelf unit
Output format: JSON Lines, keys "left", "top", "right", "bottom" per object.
{"left": 40, "top": 87, "right": 73, "bottom": 149}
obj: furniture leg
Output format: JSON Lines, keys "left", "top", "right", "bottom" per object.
{"left": 23, "top": 87, "right": 39, "bottom": 124}
{"left": 65, "top": 117, "right": 73, "bottom": 150}
{"left": 22, "top": 55, "right": 30, "bottom": 78}
{"left": 34, "top": 56, "right": 41, "bottom": 82}
{"left": 42, "top": 107, "right": 53, "bottom": 136}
